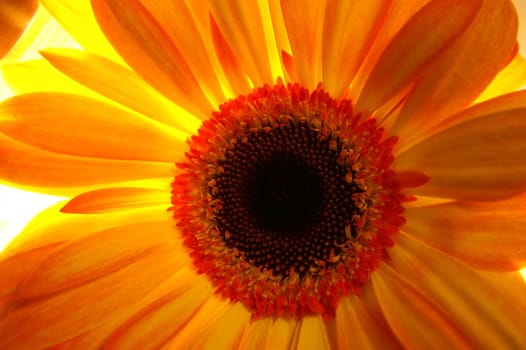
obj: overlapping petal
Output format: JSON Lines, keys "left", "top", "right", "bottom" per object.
{"left": 403, "top": 194, "right": 526, "bottom": 270}
{"left": 0, "top": 0, "right": 38, "bottom": 59}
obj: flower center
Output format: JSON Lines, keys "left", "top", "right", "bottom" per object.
{"left": 212, "top": 122, "right": 364, "bottom": 277}
{"left": 171, "top": 82, "right": 405, "bottom": 318}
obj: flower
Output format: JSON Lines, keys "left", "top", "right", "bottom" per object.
{"left": 1, "top": 0, "right": 526, "bottom": 348}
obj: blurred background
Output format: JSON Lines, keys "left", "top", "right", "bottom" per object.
{"left": 1, "top": 1, "right": 526, "bottom": 282}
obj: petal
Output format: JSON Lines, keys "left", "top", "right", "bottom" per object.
{"left": 280, "top": 0, "right": 326, "bottom": 89}
{"left": 140, "top": 0, "right": 225, "bottom": 105}
{"left": 103, "top": 267, "right": 213, "bottom": 350}
{"left": 356, "top": 0, "right": 482, "bottom": 114}
{"left": 61, "top": 187, "right": 169, "bottom": 214}
{"left": 91, "top": 0, "right": 213, "bottom": 120}
{"left": 328, "top": 291, "right": 402, "bottom": 349}
{"left": 394, "top": 107, "right": 526, "bottom": 200}
{"left": 166, "top": 297, "right": 250, "bottom": 348}
{"left": 0, "top": 0, "right": 38, "bottom": 59}
{"left": 3, "top": 203, "right": 170, "bottom": 256}
{"left": 209, "top": 15, "right": 251, "bottom": 96}
{"left": 388, "top": 233, "right": 526, "bottom": 348}
{"left": 371, "top": 264, "right": 471, "bottom": 349}
{"left": 294, "top": 316, "right": 331, "bottom": 350}
{"left": 403, "top": 194, "right": 526, "bottom": 271}
{"left": 209, "top": 1, "right": 274, "bottom": 87}
{"left": 16, "top": 219, "right": 181, "bottom": 300}
{"left": 0, "top": 243, "right": 64, "bottom": 306}
{"left": 476, "top": 54, "right": 526, "bottom": 103}
{"left": 322, "top": 0, "right": 391, "bottom": 97}
{"left": 0, "top": 132, "right": 174, "bottom": 192}
{"left": 40, "top": 48, "right": 200, "bottom": 134}
{"left": 0, "top": 242, "right": 183, "bottom": 350}
{"left": 391, "top": 0, "right": 518, "bottom": 143}
{"left": 40, "top": 0, "right": 123, "bottom": 62}
{"left": 0, "top": 93, "right": 186, "bottom": 162}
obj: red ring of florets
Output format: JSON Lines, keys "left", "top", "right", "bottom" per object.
{"left": 171, "top": 82, "right": 405, "bottom": 319}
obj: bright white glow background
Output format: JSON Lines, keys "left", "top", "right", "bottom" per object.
{"left": 1, "top": 2, "right": 526, "bottom": 282}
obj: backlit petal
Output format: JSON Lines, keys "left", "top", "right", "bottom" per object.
{"left": 103, "top": 267, "right": 213, "bottom": 350}
{"left": 0, "top": 132, "right": 175, "bottom": 191}
{"left": 322, "top": 0, "right": 391, "bottom": 97}
{"left": 0, "top": 93, "right": 186, "bottom": 162}
{"left": 394, "top": 108, "right": 526, "bottom": 200}
{"left": 389, "top": 233, "right": 526, "bottom": 347}
{"left": 476, "top": 54, "right": 526, "bottom": 103}
{"left": 356, "top": 0, "right": 482, "bottom": 115}
{"left": 61, "top": 187, "right": 169, "bottom": 214}
{"left": 0, "top": 0, "right": 38, "bottom": 59}
{"left": 91, "top": 0, "right": 213, "bottom": 120}
{"left": 391, "top": 0, "right": 518, "bottom": 144}
{"left": 41, "top": 48, "right": 200, "bottom": 134}
{"left": 16, "top": 220, "right": 179, "bottom": 300}
{"left": 372, "top": 264, "right": 471, "bottom": 349}
{"left": 40, "top": 0, "right": 122, "bottom": 62}
{"left": 280, "top": 0, "right": 325, "bottom": 89}
{"left": 209, "top": 0, "right": 274, "bottom": 87}
{"left": 0, "top": 243, "right": 182, "bottom": 350}
{"left": 404, "top": 194, "right": 526, "bottom": 270}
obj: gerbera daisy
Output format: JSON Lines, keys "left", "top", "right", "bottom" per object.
{"left": 1, "top": 0, "right": 526, "bottom": 348}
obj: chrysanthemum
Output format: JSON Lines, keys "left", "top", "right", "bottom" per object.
{"left": 1, "top": 0, "right": 526, "bottom": 348}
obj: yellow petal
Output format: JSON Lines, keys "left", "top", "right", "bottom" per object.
{"left": 61, "top": 187, "right": 169, "bottom": 214}
{"left": 40, "top": 0, "right": 123, "bottom": 62}
{"left": 295, "top": 316, "right": 332, "bottom": 350}
{"left": 476, "top": 54, "right": 526, "bottom": 103}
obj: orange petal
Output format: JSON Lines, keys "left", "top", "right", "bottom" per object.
{"left": 61, "top": 187, "right": 169, "bottom": 214}
{"left": 166, "top": 297, "right": 249, "bottom": 348}
{"left": 0, "top": 93, "right": 186, "bottom": 162}
{"left": 0, "top": 242, "right": 64, "bottom": 305}
{"left": 403, "top": 194, "right": 526, "bottom": 271}
{"left": 328, "top": 292, "right": 402, "bottom": 349}
{"left": 0, "top": 0, "right": 38, "bottom": 59}
{"left": 91, "top": 0, "right": 213, "bottom": 120}
{"left": 280, "top": 0, "right": 326, "bottom": 89}
{"left": 4, "top": 204, "right": 170, "bottom": 262}
{"left": 209, "top": 15, "right": 251, "bottom": 96}
{"left": 322, "top": 0, "right": 391, "bottom": 97}
{"left": 294, "top": 316, "right": 331, "bottom": 349}
{"left": 389, "top": 233, "right": 526, "bottom": 347}
{"left": 139, "top": 0, "right": 225, "bottom": 106}
{"left": 40, "top": 48, "right": 201, "bottom": 134}
{"left": 0, "top": 242, "right": 182, "bottom": 349}
{"left": 356, "top": 0, "right": 482, "bottom": 115}
{"left": 209, "top": 1, "right": 274, "bottom": 87}
{"left": 372, "top": 264, "right": 471, "bottom": 349}
{"left": 40, "top": 0, "right": 123, "bottom": 62}
{"left": 103, "top": 267, "right": 212, "bottom": 350}
{"left": 16, "top": 219, "right": 179, "bottom": 300}
{"left": 0, "top": 132, "right": 174, "bottom": 190}
{"left": 391, "top": 0, "right": 518, "bottom": 143}
{"left": 394, "top": 107, "right": 526, "bottom": 200}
